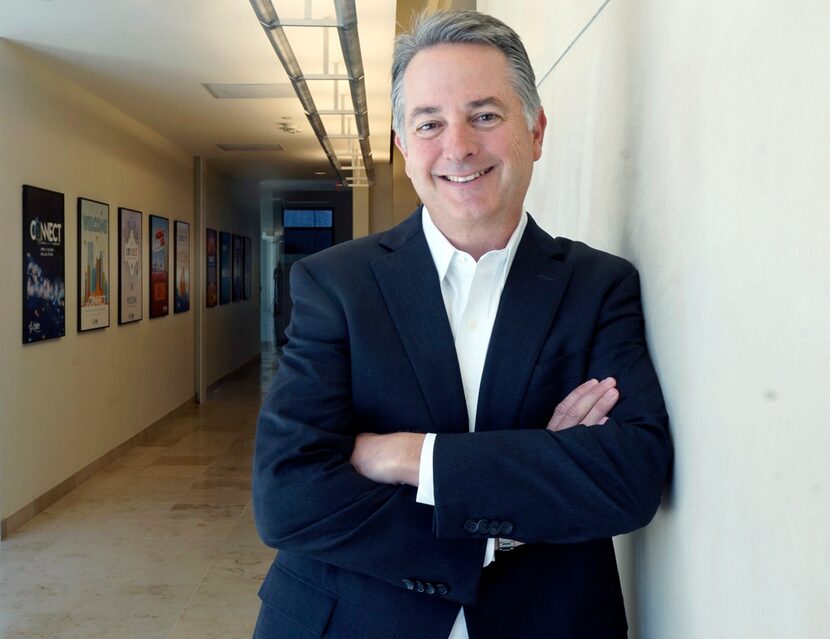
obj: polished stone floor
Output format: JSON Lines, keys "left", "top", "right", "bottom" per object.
{"left": 0, "top": 350, "right": 278, "bottom": 638}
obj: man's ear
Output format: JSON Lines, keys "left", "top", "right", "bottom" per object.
{"left": 394, "top": 132, "right": 407, "bottom": 157}
{"left": 532, "top": 108, "right": 547, "bottom": 161}
{"left": 393, "top": 132, "right": 411, "bottom": 176}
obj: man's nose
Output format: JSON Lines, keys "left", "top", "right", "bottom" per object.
{"left": 442, "top": 124, "right": 478, "bottom": 163}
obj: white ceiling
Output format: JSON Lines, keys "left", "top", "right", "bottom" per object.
{"left": 0, "top": 0, "right": 398, "bottom": 184}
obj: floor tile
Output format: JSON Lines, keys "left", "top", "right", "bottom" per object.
{"left": 0, "top": 353, "right": 274, "bottom": 639}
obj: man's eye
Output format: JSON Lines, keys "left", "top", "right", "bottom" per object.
{"left": 475, "top": 113, "right": 500, "bottom": 124}
{"left": 416, "top": 122, "right": 439, "bottom": 133}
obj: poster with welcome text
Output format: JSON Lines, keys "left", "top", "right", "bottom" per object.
{"left": 78, "top": 197, "right": 111, "bottom": 331}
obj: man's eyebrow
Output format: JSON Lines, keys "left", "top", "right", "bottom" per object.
{"left": 409, "top": 105, "right": 440, "bottom": 120}
{"left": 468, "top": 96, "right": 507, "bottom": 110}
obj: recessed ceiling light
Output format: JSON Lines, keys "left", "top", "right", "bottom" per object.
{"left": 314, "top": 171, "right": 327, "bottom": 175}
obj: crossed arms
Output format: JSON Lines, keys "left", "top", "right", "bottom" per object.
{"left": 252, "top": 255, "right": 671, "bottom": 604}
{"left": 349, "top": 376, "right": 621, "bottom": 486}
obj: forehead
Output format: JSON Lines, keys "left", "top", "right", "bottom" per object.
{"left": 403, "top": 43, "right": 515, "bottom": 108}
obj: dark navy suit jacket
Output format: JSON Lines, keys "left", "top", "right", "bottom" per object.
{"left": 252, "top": 210, "right": 671, "bottom": 638}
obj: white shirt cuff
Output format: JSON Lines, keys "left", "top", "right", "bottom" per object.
{"left": 415, "top": 433, "right": 494, "bottom": 568}
{"left": 415, "top": 433, "right": 436, "bottom": 506}
{"left": 483, "top": 538, "right": 496, "bottom": 566}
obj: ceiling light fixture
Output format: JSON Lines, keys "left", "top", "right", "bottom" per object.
{"left": 249, "top": 0, "right": 375, "bottom": 187}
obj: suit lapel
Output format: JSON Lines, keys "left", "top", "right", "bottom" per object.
{"left": 371, "top": 212, "right": 469, "bottom": 434}
{"left": 476, "top": 217, "right": 573, "bottom": 432}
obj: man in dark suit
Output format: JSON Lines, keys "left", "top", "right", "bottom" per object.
{"left": 252, "top": 10, "right": 671, "bottom": 638}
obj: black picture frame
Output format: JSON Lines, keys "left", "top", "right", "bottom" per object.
{"left": 77, "top": 197, "right": 111, "bottom": 332}
{"left": 118, "top": 207, "right": 143, "bottom": 324}
{"left": 206, "top": 228, "right": 218, "bottom": 308}
{"left": 243, "top": 236, "right": 252, "bottom": 300}
{"left": 219, "top": 231, "right": 231, "bottom": 305}
{"left": 149, "top": 214, "right": 169, "bottom": 318}
{"left": 232, "top": 234, "right": 243, "bottom": 302}
{"left": 22, "top": 185, "right": 65, "bottom": 344}
{"left": 174, "top": 220, "right": 190, "bottom": 313}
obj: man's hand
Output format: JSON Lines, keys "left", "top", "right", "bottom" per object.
{"left": 350, "top": 378, "right": 617, "bottom": 484}
{"left": 350, "top": 432, "right": 425, "bottom": 486}
{"left": 546, "top": 377, "right": 618, "bottom": 431}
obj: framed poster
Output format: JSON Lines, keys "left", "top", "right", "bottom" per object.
{"left": 77, "top": 197, "right": 110, "bottom": 332}
{"left": 22, "top": 185, "right": 65, "bottom": 344}
{"left": 149, "top": 215, "right": 169, "bottom": 318}
{"left": 219, "top": 231, "right": 231, "bottom": 305}
{"left": 206, "top": 228, "right": 218, "bottom": 308}
{"left": 232, "top": 234, "right": 243, "bottom": 302}
{"left": 174, "top": 221, "right": 190, "bottom": 313}
{"left": 118, "top": 207, "right": 142, "bottom": 324}
{"left": 243, "top": 236, "right": 252, "bottom": 300}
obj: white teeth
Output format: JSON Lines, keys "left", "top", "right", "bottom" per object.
{"left": 445, "top": 169, "right": 488, "bottom": 183}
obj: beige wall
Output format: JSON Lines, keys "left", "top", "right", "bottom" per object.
{"left": 370, "top": 161, "right": 395, "bottom": 234}
{"left": 369, "top": 148, "right": 421, "bottom": 234}
{"left": 203, "top": 163, "right": 261, "bottom": 388}
{"left": 352, "top": 186, "right": 371, "bottom": 238}
{"left": 0, "top": 41, "right": 193, "bottom": 519}
{"left": 391, "top": 146, "right": 421, "bottom": 225}
{"left": 481, "top": 1, "right": 830, "bottom": 636}
{"left": 0, "top": 41, "right": 261, "bottom": 523}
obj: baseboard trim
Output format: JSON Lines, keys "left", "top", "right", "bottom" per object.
{"left": 0, "top": 396, "right": 197, "bottom": 540}
{"left": 1, "top": 352, "right": 266, "bottom": 541}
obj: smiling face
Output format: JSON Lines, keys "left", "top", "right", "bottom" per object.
{"left": 395, "top": 42, "right": 546, "bottom": 248}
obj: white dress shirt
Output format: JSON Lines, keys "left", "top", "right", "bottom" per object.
{"left": 415, "top": 206, "right": 527, "bottom": 639}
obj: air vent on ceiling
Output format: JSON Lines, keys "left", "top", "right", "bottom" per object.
{"left": 216, "top": 144, "right": 284, "bottom": 152}
{"left": 202, "top": 83, "right": 295, "bottom": 99}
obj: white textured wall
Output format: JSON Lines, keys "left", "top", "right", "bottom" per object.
{"left": 480, "top": 1, "right": 830, "bottom": 636}
{"left": 0, "top": 41, "right": 193, "bottom": 519}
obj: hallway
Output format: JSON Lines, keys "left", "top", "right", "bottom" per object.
{"left": 0, "top": 351, "right": 277, "bottom": 638}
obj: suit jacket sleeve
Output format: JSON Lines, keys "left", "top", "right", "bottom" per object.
{"left": 431, "top": 261, "right": 672, "bottom": 544}
{"left": 253, "top": 260, "right": 486, "bottom": 605}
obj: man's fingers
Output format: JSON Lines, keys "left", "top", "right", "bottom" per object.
{"left": 547, "top": 379, "right": 599, "bottom": 430}
{"left": 547, "top": 377, "right": 617, "bottom": 431}
{"left": 582, "top": 387, "right": 619, "bottom": 426}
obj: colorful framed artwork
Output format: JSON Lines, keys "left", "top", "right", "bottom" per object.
{"left": 232, "top": 234, "right": 243, "bottom": 302}
{"left": 174, "top": 221, "right": 190, "bottom": 313}
{"left": 149, "top": 215, "right": 169, "bottom": 318}
{"left": 22, "top": 185, "right": 65, "bottom": 344}
{"left": 243, "top": 236, "right": 252, "bottom": 300}
{"left": 77, "top": 197, "right": 110, "bottom": 332}
{"left": 118, "top": 207, "right": 142, "bottom": 324}
{"left": 219, "top": 231, "right": 231, "bottom": 305}
{"left": 206, "top": 228, "right": 218, "bottom": 308}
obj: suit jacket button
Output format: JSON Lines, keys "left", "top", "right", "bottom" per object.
{"left": 402, "top": 579, "right": 415, "bottom": 590}
{"left": 499, "top": 520, "right": 514, "bottom": 535}
{"left": 436, "top": 583, "right": 448, "bottom": 596}
{"left": 425, "top": 582, "right": 436, "bottom": 595}
{"left": 464, "top": 519, "right": 478, "bottom": 534}
{"left": 488, "top": 521, "right": 501, "bottom": 536}
{"left": 415, "top": 581, "right": 425, "bottom": 593}
{"left": 476, "top": 519, "right": 490, "bottom": 534}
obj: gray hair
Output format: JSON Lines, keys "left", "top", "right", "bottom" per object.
{"left": 391, "top": 10, "right": 541, "bottom": 144}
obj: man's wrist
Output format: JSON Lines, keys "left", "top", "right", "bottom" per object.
{"left": 394, "top": 432, "right": 425, "bottom": 486}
